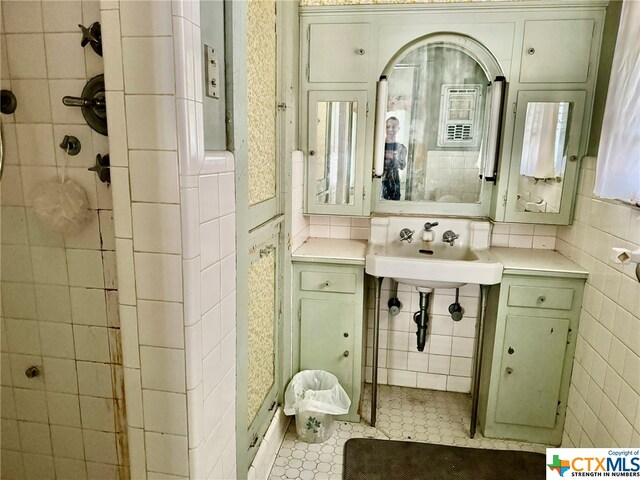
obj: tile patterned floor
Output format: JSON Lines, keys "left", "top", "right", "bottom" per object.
{"left": 269, "top": 385, "right": 549, "bottom": 480}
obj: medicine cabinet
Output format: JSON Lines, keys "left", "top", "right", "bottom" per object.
{"left": 306, "top": 91, "right": 369, "bottom": 216}
{"left": 504, "top": 91, "right": 586, "bottom": 225}
{"left": 299, "top": 1, "right": 606, "bottom": 223}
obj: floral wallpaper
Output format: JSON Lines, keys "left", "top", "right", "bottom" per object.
{"left": 247, "top": 0, "right": 277, "bottom": 206}
{"left": 247, "top": 247, "right": 276, "bottom": 425}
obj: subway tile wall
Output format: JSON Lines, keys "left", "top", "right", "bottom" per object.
{"left": 101, "top": 0, "right": 237, "bottom": 478}
{"left": 0, "top": 1, "right": 127, "bottom": 479}
{"left": 556, "top": 157, "right": 640, "bottom": 448}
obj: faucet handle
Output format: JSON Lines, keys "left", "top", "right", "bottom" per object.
{"left": 399, "top": 228, "right": 414, "bottom": 243}
{"left": 424, "top": 222, "right": 439, "bottom": 231}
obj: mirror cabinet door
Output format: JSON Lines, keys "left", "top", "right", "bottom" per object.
{"left": 371, "top": 35, "right": 504, "bottom": 217}
{"left": 307, "top": 91, "right": 368, "bottom": 215}
{"left": 506, "top": 91, "right": 586, "bottom": 224}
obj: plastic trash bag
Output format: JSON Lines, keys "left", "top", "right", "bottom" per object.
{"left": 31, "top": 179, "right": 92, "bottom": 235}
{"left": 284, "top": 370, "right": 351, "bottom": 443}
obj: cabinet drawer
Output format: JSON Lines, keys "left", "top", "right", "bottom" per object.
{"left": 507, "top": 285, "right": 574, "bottom": 310}
{"left": 301, "top": 271, "right": 356, "bottom": 294}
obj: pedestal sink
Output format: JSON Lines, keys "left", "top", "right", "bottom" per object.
{"left": 366, "top": 216, "right": 503, "bottom": 288}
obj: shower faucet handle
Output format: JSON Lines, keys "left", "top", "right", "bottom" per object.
{"left": 78, "top": 22, "right": 103, "bottom": 57}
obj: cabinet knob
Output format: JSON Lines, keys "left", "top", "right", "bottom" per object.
{"left": 343, "top": 332, "right": 349, "bottom": 338}
{"left": 527, "top": 47, "right": 535, "bottom": 55}
{"left": 343, "top": 350, "right": 350, "bottom": 357}
{"left": 324, "top": 281, "right": 331, "bottom": 287}
{"left": 537, "top": 296, "right": 546, "bottom": 304}
{"left": 356, "top": 48, "right": 365, "bottom": 55}
{"left": 569, "top": 155, "right": 578, "bottom": 162}
{"left": 309, "top": 150, "right": 316, "bottom": 156}
{"left": 505, "top": 367, "right": 513, "bottom": 374}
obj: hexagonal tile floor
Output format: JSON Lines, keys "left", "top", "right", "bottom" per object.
{"left": 268, "top": 385, "right": 549, "bottom": 480}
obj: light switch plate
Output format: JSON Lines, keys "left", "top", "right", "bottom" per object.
{"left": 205, "top": 44, "right": 219, "bottom": 99}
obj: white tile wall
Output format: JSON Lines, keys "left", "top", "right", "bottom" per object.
{"left": 0, "top": 2, "right": 126, "bottom": 479}
{"left": 102, "top": 1, "right": 238, "bottom": 478}
{"left": 556, "top": 157, "right": 640, "bottom": 448}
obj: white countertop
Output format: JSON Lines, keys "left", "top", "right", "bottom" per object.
{"left": 292, "top": 238, "right": 588, "bottom": 278}
{"left": 292, "top": 238, "right": 367, "bottom": 265}
{"left": 489, "top": 247, "right": 588, "bottom": 278}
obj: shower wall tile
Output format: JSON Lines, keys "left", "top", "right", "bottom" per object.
{"left": 11, "top": 79, "right": 52, "bottom": 123}
{"left": 138, "top": 300, "right": 185, "bottom": 349}
{"left": 142, "top": 390, "right": 188, "bottom": 436}
{"left": 100, "top": 9, "right": 124, "bottom": 91}
{"left": 15, "top": 124, "right": 56, "bottom": 166}
{"left": 1, "top": 1, "right": 43, "bottom": 34}
{"left": 123, "top": 37, "right": 175, "bottom": 95}
{"left": 120, "top": 1, "right": 173, "bottom": 37}
{"left": 42, "top": 1, "right": 83, "bottom": 33}
{"left": 145, "top": 432, "right": 189, "bottom": 477}
{"left": 132, "top": 203, "right": 182, "bottom": 254}
{"left": 133, "top": 253, "right": 183, "bottom": 302}
{"left": 44, "top": 33, "right": 87, "bottom": 79}
{"left": 125, "top": 95, "right": 178, "bottom": 151}
{"left": 129, "top": 151, "right": 180, "bottom": 204}
{"left": 99, "top": 0, "right": 238, "bottom": 476}
{"left": 4, "top": 34, "right": 47, "bottom": 78}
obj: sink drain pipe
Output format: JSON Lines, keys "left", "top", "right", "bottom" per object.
{"left": 414, "top": 291, "right": 431, "bottom": 351}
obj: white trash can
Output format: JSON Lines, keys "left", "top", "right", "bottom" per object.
{"left": 284, "top": 370, "right": 351, "bottom": 443}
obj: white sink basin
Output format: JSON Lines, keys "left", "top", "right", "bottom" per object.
{"left": 366, "top": 216, "right": 503, "bottom": 289}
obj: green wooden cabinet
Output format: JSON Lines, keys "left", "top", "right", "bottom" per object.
{"left": 293, "top": 261, "right": 365, "bottom": 421}
{"left": 478, "top": 272, "right": 585, "bottom": 445}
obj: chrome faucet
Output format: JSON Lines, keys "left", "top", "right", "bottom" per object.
{"left": 421, "top": 221, "right": 439, "bottom": 242}
{"left": 442, "top": 230, "right": 459, "bottom": 246}
{"left": 399, "top": 228, "right": 414, "bottom": 243}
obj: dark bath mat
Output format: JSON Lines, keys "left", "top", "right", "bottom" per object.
{"left": 343, "top": 438, "right": 545, "bottom": 480}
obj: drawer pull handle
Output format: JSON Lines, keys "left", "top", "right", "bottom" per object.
{"left": 505, "top": 367, "right": 513, "bottom": 375}
{"left": 324, "top": 281, "right": 331, "bottom": 287}
{"left": 537, "top": 296, "right": 546, "bottom": 304}
{"left": 343, "top": 350, "right": 350, "bottom": 358}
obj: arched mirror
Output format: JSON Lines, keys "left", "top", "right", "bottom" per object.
{"left": 373, "top": 34, "right": 505, "bottom": 216}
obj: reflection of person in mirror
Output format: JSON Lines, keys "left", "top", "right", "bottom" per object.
{"left": 382, "top": 117, "right": 407, "bottom": 201}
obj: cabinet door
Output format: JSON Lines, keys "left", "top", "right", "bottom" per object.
{"left": 307, "top": 90, "right": 368, "bottom": 216}
{"left": 309, "top": 24, "right": 370, "bottom": 83}
{"left": 520, "top": 19, "right": 594, "bottom": 83}
{"left": 300, "top": 298, "right": 355, "bottom": 396}
{"left": 504, "top": 90, "right": 586, "bottom": 225}
{"left": 495, "top": 315, "right": 569, "bottom": 429}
